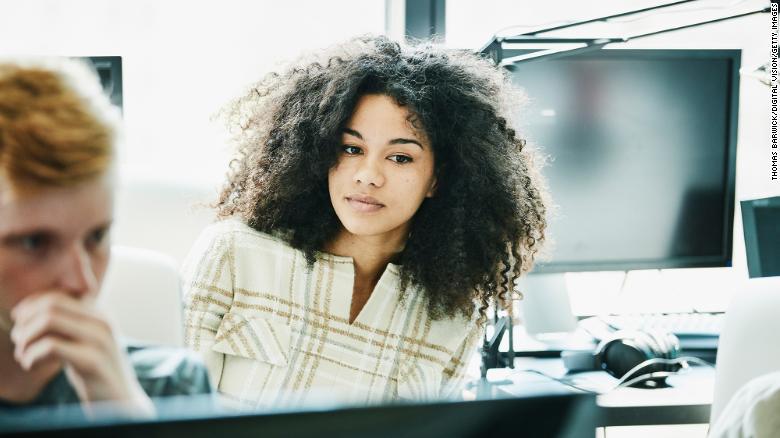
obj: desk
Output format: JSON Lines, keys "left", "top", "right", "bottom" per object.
{"left": 466, "top": 357, "right": 714, "bottom": 427}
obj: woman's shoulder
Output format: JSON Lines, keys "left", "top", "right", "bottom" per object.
{"left": 400, "top": 284, "right": 478, "bottom": 336}
{"left": 183, "top": 219, "right": 297, "bottom": 273}
{"left": 198, "top": 219, "right": 292, "bottom": 249}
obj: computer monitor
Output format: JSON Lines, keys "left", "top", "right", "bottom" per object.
{"left": 82, "top": 56, "right": 123, "bottom": 111}
{"left": 508, "top": 49, "right": 739, "bottom": 273}
{"left": 0, "top": 392, "right": 598, "bottom": 438}
{"left": 741, "top": 196, "right": 780, "bottom": 278}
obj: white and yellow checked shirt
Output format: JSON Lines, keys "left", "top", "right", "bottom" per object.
{"left": 182, "top": 220, "right": 481, "bottom": 409}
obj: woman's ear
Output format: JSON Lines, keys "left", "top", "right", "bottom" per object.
{"left": 426, "top": 164, "right": 443, "bottom": 198}
{"left": 426, "top": 176, "right": 438, "bottom": 198}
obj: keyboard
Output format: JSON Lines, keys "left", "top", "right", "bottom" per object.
{"left": 599, "top": 312, "right": 725, "bottom": 337}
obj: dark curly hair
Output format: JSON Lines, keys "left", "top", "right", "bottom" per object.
{"left": 216, "top": 35, "right": 548, "bottom": 324}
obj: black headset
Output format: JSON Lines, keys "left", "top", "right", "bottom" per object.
{"left": 562, "top": 330, "right": 681, "bottom": 385}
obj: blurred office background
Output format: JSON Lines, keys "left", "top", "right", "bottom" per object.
{"left": 0, "top": 0, "right": 771, "bottom": 317}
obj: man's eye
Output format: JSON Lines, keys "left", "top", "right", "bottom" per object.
{"left": 342, "top": 145, "right": 362, "bottom": 155}
{"left": 389, "top": 155, "right": 413, "bottom": 164}
{"left": 17, "top": 234, "right": 50, "bottom": 252}
{"left": 87, "top": 227, "right": 109, "bottom": 247}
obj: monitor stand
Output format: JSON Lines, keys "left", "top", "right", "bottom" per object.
{"left": 515, "top": 273, "right": 598, "bottom": 356}
{"left": 518, "top": 273, "right": 578, "bottom": 336}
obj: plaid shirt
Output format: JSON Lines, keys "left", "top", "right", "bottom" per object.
{"left": 182, "top": 220, "right": 480, "bottom": 410}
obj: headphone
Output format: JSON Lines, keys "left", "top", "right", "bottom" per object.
{"left": 562, "top": 330, "right": 681, "bottom": 385}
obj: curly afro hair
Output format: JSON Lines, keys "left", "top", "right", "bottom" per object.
{"left": 216, "top": 35, "right": 548, "bottom": 323}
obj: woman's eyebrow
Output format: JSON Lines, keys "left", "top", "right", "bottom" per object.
{"left": 342, "top": 127, "right": 363, "bottom": 140}
{"left": 388, "top": 138, "right": 423, "bottom": 149}
{"left": 342, "top": 128, "right": 424, "bottom": 149}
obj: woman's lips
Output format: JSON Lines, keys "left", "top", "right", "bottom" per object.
{"left": 346, "top": 197, "right": 384, "bottom": 213}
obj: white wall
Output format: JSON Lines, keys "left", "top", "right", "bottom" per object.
{"left": 0, "top": 1, "right": 773, "bottom": 312}
{"left": 0, "top": 0, "right": 385, "bottom": 261}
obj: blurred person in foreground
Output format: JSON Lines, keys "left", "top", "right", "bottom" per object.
{"left": 0, "top": 58, "right": 211, "bottom": 418}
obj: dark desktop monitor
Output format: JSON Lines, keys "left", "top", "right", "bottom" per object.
{"left": 82, "top": 56, "right": 123, "bottom": 111}
{"left": 741, "top": 196, "right": 780, "bottom": 278}
{"left": 0, "top": 392, "right": 598, "bottom": 438}
{"left": 508, "top": 49, "right": 739, "bottom": 273}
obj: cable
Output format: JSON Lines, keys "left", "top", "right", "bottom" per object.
{"left": 517, "top": 369, "right": 601, "bottom": 394}
{"left": 617, "top": 270, "right": 629, "bottom": 296}
{"left": 492, "top": 21, "right": 573, "bottom": 38}
{"left": 607, "top": 0, "right": 753, "bottom": 23}
{"left": 612, "top": 356, "right": 714, "bottom": 389}
{"left": 616, "top": 371, "right": 679, "bottom": 389}
{"left": 612, "top": 357, "right": 714, "bottom": 389}
{"left": 492, "top": 0, "right": 754, "bottom": 39}
{"left": 513, "top": 356, "right": 714, "bottom": 395}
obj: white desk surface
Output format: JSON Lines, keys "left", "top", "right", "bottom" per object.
{"left": 465, "top": 357, "right": 714, "bottom": 426}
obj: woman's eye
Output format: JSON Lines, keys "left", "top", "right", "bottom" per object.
{"left": 389, "top": 155, "right": 413, "bottom": 164}
{"left": 342, "top": 145, "right": 362, "bottom": 155}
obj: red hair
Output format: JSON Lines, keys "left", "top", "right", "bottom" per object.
{"left": 0, "top": 59, "right": 117, "bottom": 190}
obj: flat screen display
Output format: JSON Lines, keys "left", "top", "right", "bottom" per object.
{"left": 509, "top": 50, "right": 739, "bottom": 272}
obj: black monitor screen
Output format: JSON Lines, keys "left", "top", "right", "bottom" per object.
{"left": 0, "top": 392, "right": 599, "bottom": 438}
{"left": 83, "top": 56, "right": 123, "bottom": 111}
{"left": 742, "top": 196, "right": 780, "bottom": 278}
{"left": 509, "top": 49, "right": 739, "bottom": 273}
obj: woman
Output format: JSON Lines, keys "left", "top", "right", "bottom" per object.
{"left": 182, "top": 36, "right": 547, "bottom": 409}
{"left": 0, "top": 59, "right": 211, "bottom": 416}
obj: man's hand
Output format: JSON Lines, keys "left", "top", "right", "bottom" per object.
{"left": 9, "top": 292, "right": 153, "bottom": 416}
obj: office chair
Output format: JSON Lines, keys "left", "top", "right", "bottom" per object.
{"left": 710, "top": 277, "right": 780, "bottom": 426}
{"left": 98, "top": 245, "right": 184, "bottom": 346}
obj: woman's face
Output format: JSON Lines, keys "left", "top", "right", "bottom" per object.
{"left": 328, "top": 94, "right": 437, "bottom": 242}
{"left": 0, "top": 176, "right": 113, "bottom": 319}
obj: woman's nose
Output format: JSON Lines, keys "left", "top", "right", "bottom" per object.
{"left": 353, "top": 157, "right": 385, "bottom": 187}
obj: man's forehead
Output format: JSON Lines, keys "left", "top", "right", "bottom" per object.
{"left": 0, "top": 177, "right": 48, "bottom": 206}
{"left": 0, "top": 176, "right": 15, "bottom": 206}
{"left": 0, "top": 196, "right": 63, "bottom": 234}
{"left": 0, "top": 179, "right": 114, "bottom": 234}
{"left": 0, "top": 183, "right": 25, "bottom": 223}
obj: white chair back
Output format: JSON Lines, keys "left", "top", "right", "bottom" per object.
{"left": 710, "top": 277, "right": 780, "bottom": 425}
{"left": 98, "top": 245, "right": 183, "bottom": 346}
